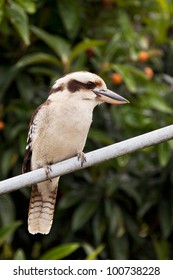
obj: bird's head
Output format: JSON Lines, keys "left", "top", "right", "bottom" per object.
{"left": 48, "top": 71, "right": 129, "bottom": 106}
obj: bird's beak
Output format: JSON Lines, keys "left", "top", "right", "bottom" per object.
{"left": 93, "top": 89, "right": 129, "bottom": 105}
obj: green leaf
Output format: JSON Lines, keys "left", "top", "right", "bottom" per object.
{"left": 16, "top": 74, "right": 36, "bottom": 102}
{"left": 70, "top": 39, "right": 105, "bottom": 62}
{"left": 57, "top": 0, "right": 82, "bottom": 39}
{"left": 0, "top": 221, "right": 22, "bottom": 246}
{"left": 0, "top": 66, "right": 20, "bottom": 100}
{"left": 0, "top": 0, "right": 5, "bottom": 22}
{"left": 104, "top": 33, "right": 121, "bottom": 62}
{"left": 30, "top": 26, "right": 70, "bottom": 59}
{"left": 58, "top": 193, "right": 81, "bottom": 209}
{"left": 5, "top": 2, "right": 30, "bottom": 45}
{"left": 152, "top": 236, "right": 170, "bottom": 259}
{"left": 72, "top": 201, "right": 98, "bottom": 231}
{"left": 28, "top": 66, "right": 58, "bottom": 78}
{"left": 105, "top": 201, "right": 125, "bottom": 236}
{"left": 158, "top": 142, "right": 170, "bottom": 167}
{"left": 124, "top": 213, "right": 140, "bottom": 241}
{"left": 123, "top": 107, "right": 151, "bottom": 129}
{"left": 16, "top": 53, "right": 60, "bottom": 69}
{"left": 138, "top": 200, "right": 157, "bottom": 218}
{"left": 15, "top": 0, "right": 36, "bottom": 14}
{"left": 0, "top": 195, "right": 15, "bottom": 226}
{"left": 84, "top": 244, "right": 105, "bottom": 260}
{"left": 40, "top": 243, "right": 80, "bottom": 260}
{"left": 156, "top": 0, "right": 170, "bottom": 18}
{"left": 143, "top": 94, "right": 173, "bottom": 114}
{"left": 118, "top": 11, "right": 137, "bottom": 46}
{"left": 109, "top": 235, "right": 129, "bottom": 259}
{"left": 13, "top": 249, "right": 26, "bottom": 260}
{"left": 159, "top": 200, "right": 172, "bottom": 239}
{"left": 120, "top": 184, "right": 141, "bottom": 206}
{"left": 1, "top": 149, "right": 18, "bottom": 177}
{"left": 88, "top": 128, "right": 114, "bottom": 145}
{"left": 93, "top": 210, "right": 106, "bottom": 244}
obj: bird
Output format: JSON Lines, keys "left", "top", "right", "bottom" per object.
{"left": 22, "top": 71, "right": 129, "bottom": 234}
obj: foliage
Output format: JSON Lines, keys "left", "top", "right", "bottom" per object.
{"left": 1, "top": 0, "right": 173, "bottom": 259}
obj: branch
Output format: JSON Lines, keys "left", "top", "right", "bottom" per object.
{"left": 0, "top": 124, "right": 173, "bottom": 195}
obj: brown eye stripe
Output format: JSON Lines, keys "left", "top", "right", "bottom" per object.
{"left": 67, "top": 79, "right": 103, "bottom": 93}
{"left": 67, "top": 80, "right": 82, "bottom": 93}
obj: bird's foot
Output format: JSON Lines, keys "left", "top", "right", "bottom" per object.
{"left": 77, "top": 151, "right": 86, "bottom": 167}
{"left": 44, "top": 165, "right": 52, "bottom": 182}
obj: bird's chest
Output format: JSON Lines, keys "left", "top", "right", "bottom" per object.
{"left": 32, "top": 103, "right": 93, "bottom": 164}
{"left": 49, "top": 104, "right": 92, "bottom": 140}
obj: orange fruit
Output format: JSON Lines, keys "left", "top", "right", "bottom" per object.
{"left": 0, "top": 121, "right": 5, "bottom": 130}
{"left": 144, "top": 67, "right": 154, "bottom": 79}
{"left": 138, "top": 51, "right": 149, "bottom": 62}
{"left": 111, "top": 73, "right": 123, "bottom": 85}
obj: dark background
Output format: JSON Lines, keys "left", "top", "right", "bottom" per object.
{"left": 0, "top": 0, "right": 173, "bottom": 259}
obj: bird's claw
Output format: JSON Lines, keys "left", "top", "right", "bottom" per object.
{"left": 77, "top": 151, "right": 86, "bottom": 167}
{"left": 44, "top": 165, "right": 52, "bottom": 182}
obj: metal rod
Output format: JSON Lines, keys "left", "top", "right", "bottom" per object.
{"left": 0, "top": 124, "right": 173, "bottom": 195}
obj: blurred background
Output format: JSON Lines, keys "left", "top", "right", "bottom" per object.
{"left": 1, "top": 0, "right": 173, "bottom": 260}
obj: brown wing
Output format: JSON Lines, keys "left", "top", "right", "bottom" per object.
{"left": 22, "top": 104, "right": 43, "bottom": 173}
{"left": 22, "top": 148, "right": 32, "bottom": 173}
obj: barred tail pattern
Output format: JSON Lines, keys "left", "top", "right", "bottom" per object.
{"left": 28, "top": 185, "right": 58, "bottom": 234}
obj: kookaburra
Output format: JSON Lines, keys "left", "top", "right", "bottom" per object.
{"left": 22, "top": 71, "right": 129, "bottom": 235}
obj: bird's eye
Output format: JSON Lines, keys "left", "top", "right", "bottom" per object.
{"left": 86, "top": 81, "right": 95, "bottom": 89}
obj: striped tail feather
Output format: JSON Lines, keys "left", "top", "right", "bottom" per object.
{"left": 28, "top": 184, "right": 58, "bottom": 234}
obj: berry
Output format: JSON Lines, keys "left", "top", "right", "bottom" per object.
{"left": 111, "top": 73, "right": 123, "bottom": 85}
